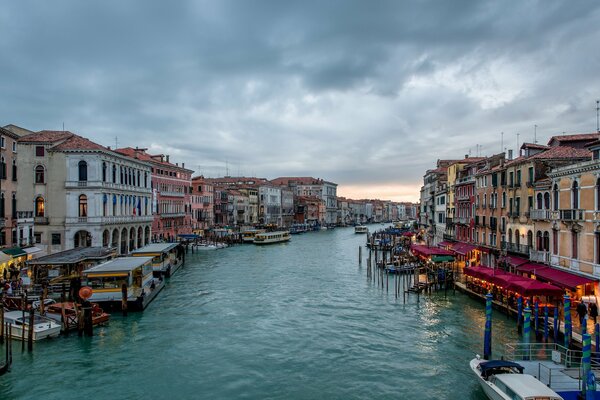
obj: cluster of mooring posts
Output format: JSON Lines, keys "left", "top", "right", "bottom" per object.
{"left": 362, "top": 228, "right": 456, "bottom": 303}
{"left": 480, "top": 291, "right": 599, "bottom": 399}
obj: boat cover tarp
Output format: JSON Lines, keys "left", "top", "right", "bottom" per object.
{"left": 479, "top": 360, "right": 524, "bottom": 378}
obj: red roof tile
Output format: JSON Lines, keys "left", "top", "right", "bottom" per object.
{"left": 19, "top": 130, "right": 75, "bottom": 143}
{"left": 51, "top": 135, "right": 108, "bottom": 151}
{"left": 529, "top": 146, "right": 591, "bottom": 160}
{"left": 521, "top": 142, "right": 550, "bottom": 150}
{"left": 548, "top": 133, "right": 600, "bottom": 146}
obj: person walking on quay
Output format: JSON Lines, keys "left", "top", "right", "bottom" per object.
{"left": 577, "top": 301, "right": 588, "bottom": 326}
{"left": 589, "top": 302, "right": 598, "bottom": 324}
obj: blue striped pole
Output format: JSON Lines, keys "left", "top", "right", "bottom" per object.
{"left": 534, "top": 301, "right": 539, "bottom": 337}
{"left": 554, "top": 307, "right": 559, "bottom": 343}
{"left": 564, "top": 295, "right": 572, "bottom": 349}
{"left": 583, "top": 315, "right": 588, "bottom": 336}
{"left": 596, "top": 324, "right": 600, "bottom": 354}
{"left": 517, "top": 296, "right": 523, "bottom": 333}
{"left": 524, "top": 307, "right": 531, "bottom": 360}
{"left": 484, "top": 293, "right": 493, "bottom": 360}
{"left": 582, "top": 333, "right": 591, "bottom": 398}
{"left": 544, "top": 305, "right": 549, "bottom": 343}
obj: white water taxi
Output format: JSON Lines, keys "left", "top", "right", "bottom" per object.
{"left": 241, "top": 229, "right": 266, "bottom": 243}
{"left": 82, "top": 257, "right": 164, "bottom": 311}
{"left": 253, "top": 231, "right": 291, "bottom": 245}
{"left": 3, "top": 311, "right": 61, "bottom": 341}
{"left": 131, "top": 243, "right": 182, "bottom": 278}
{"left": 354, "top": 226, "right": 368, "bottom": 234}
{"left": 470, "top": 357, "right": 563, "bottom": 400}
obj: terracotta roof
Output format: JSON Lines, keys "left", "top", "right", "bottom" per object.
{"left": 19, "top": 130, "right": 75, "bottom": 143}
{"left": 52, "top": 135, "right": 108, "bottom": 151}
{"left": 521, "top": 142, "right": 550, "bottom": 150}
{"left": 529, "top": 146, "right": 591, "bottom": 160}
{"left": 115, "top": 147, "right": 193, "bottom": 172}
{"left": 271, "top": 177, "right": 324, "bottom": 186}
{"left": 548, "top": 133, "right": 600, "bottom": 145}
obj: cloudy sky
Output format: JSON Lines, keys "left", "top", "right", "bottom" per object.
{"left": 2, "top": 1, "right": 600, "bottom": 201}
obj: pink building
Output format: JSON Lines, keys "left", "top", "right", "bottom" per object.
{"left": 116, "top": 148, "right": 193, "bottom": 242}
{"left": 191, "top": 176, "right": 214, "bottom": 231}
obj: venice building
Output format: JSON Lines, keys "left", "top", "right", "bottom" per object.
{"left": 17, "top": 130, "right": 153, "bottom": 255}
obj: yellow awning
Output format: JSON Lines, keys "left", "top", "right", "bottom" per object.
{"left": 86, "top": 272, "right": 129, "bottom": 278}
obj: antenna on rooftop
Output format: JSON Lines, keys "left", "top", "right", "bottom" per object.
{"left": 501, "top": 132, "right": 504, "bottom": 153}
{"left": 596, "top": 100, "right": 600, "bottom": 133}
{"left": 534, "top": 125, "right": 537, "bottom": 144}
{"left": 516, "top": 133, "right": 520, "bottom": 155}
{"left": 115, "top": 136, "right": 119, "bottom": 149}
{"left": 225, "top": 160, "right": 229, "bottom": 177}
{"left": 62, "top": 122, "right": 65, "bottom": 132}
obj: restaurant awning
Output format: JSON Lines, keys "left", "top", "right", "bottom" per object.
{"left": 402, "top": 231, "right": 415, "bottom": 237}
{"left": 506, "top": 279, "right": 564, "bottom": 297}
{"left": 2, "top": 247, "right": 26, "bottom": 258}
{"left": 516, "top": 262, "right": 548, "bottom": 274}
{"left": 464, "top": 266, "right": 500, "bottom": 280}
{"left": 410, "top": 244, "right": 454, "bottom": 258}
{"left": 0, "top": 252, "right": 12, "bottom": 264}
{"left": 503, "top": 255, "right": 529, "bottom": 267}
{"left": 23, "top": 246, "right": 42, "bottom": 255}
{"left": 431, "top": 255, "right": 455, "bottom": 263}
{"left": 452, "top": 242, "right": 478, "bottom": 255}
{"left": 437, "top": 241, "right": 452, "bottom": 248}
{"left": 533, "top": 267, "right": 597, "bottom": 291}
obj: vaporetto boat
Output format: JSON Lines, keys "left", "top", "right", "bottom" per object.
{"left": 253, "top": 231, "right": 291, "bottom": 245}
{"left": 354, "top": 225, "right": 368, "bottom": 234}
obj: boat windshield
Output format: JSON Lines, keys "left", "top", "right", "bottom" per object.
{"left": 14, "top": 315, "right": 51, "bottom": 325}
{"left": 84, "top": 276, "right": 129, "bottom": 290}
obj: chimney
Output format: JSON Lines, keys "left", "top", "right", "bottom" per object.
{"left": 465, "top": 154, "right": 469, "bottom": 159}
{"left": 182, "top": 163, "right": 185, "bottom": 168}
{"left": 166, "top": 155, "right": 170, "bottom": 163}
{"left": 507, "top": 149, "right": 513, "bottom": 160}
{"left": 107, "top": 146, "right": 111, "bottom": 150}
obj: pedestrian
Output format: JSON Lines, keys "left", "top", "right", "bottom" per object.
{"left": 589, "top": 302, "right": 598, "bottom": 324}
{"left": 577, "top": 301, "right": 588, "bottom": 326}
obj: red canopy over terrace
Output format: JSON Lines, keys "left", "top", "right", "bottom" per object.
{"left": 402, "top": 231, "right": 415, "bottom": 237}
{"left": 452, "top": 242, "right": 478, "bottom": 255}
{"left": 410, "top": 244, "right": 454, "bottom": 258}
{"left": 464, "top": 266, "right": 564, "bottom": 297}
{"left": 534, "top": 267, "right": 596, "bottom": 291}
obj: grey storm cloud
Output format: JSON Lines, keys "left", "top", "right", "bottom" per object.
{"left": 1, "top": 0, "right": 600, "bottom": 199}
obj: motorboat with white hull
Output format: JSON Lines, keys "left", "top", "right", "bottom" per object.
{"left": 470, "top": 357, "right": 563, "bottom": 400}
{"left": 2, "top": 310, "right": 61, "bottom": 341}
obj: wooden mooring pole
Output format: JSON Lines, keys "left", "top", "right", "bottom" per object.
{"left": 358, "top": 246, "right": 362, "bottom": 266}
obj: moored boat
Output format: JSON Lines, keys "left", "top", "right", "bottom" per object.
{"left": 253, "top": 231, "right": 291, "bottom": 245}
{"left": 82, "top": 257, "right": 164, "bottom": 311}
{"left": 2, "top": 310, "right": 61, "bottom": 341}
{"left": 354, "top": 225, "right": 368, "bottom": 234}
{"left": 44, "top": 302, "right": 110, "bottom": 330}
{"left": 131, "top": 242, "right": 183, "bottom": 278}
{"left": 241, "top": 229, "right": 266, "bottom": 243}
{"left": 470, "top": 356, "right": 563, "bottom": 400}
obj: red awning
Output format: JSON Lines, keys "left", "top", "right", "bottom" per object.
{"left": 402, "top": 231, "right": 415, "bottom": 237}
{"left": 464, "top": 266, "right": 503, "bottom": 280}
{"left": 506, "top": 280, "right": 564, "bottom": 297}
{"left": 453, "top": 242, "right": 478, "bottom": 255}
{"left": 411, "top": 244, "right": 454, "bottom": 258}
{"left": 534, "top": 267, "right": 597, "bottom": 291}
{"left": 489, "top": 274, "right": 529, "bottom": 288}
{"left": 437, "top": 241, "right": 452, "bottom": 248}
{"left": 516, "top": 262, "right": 548, "bottom": 274}
{"left": 503, "top": 255, "right": 529, "bottom": 267}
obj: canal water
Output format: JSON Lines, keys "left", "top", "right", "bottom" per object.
{"left": 0, "top": 227, "right": 521, "bottom": 399}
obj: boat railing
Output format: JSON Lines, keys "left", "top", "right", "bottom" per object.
{"left": 538, "top": 363, "right": 582, "bottom": 393}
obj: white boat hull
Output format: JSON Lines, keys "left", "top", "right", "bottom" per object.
{"left": 470, "top": 358, "right": 510, "bottom": 400}
{"left": 5, "top": 320, "right": 61, "bottom": 341}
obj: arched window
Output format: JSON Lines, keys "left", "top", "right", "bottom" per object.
{"left": 502, "top": 192, "right": 506, "bottom": 208}
{"left": 543, "top": 231, "right": 550, "bottom": 252}
{"left": 527, "top": 230, "right": 533, "bottom": 249}
{"left": 544, "top": 192, "right": 550, "bottom": 209}
{"left": 515, "top": 229, "right": 521, "bottom": 246}
{"left": 11, "top": 193, "right": 16, "bottom": 219}
{"left": 112, "top": 194, "right": 117, "bottom": 215}
{"left": 536, "top": 231, "right": 543, "bottom": 251}
{"left": 508, "top": 228, "right": 513, "bottom": 244}
{"left": 79, "top": 194, "right": 87, "bottom": 217}
{"left": 102, "top": 162, "right": 107, "bottom": 182}
{"left": 120, "top": 166, "right": 123, "bottom": 184}
{"left": 144, "top": 172, "right": 148, "bottom": 188}
{"left": 112, "top": 165, "right": 117, "bottom": 183}
{"left": 572, "top": 181, "right": 579, "bottom": 209}
{"left": 35, "top": 165, "right": 45, "bottom": 184}
{"left": 35, "top": 196, "right": 45, "bottom": 217}
{"left": 12, "top": 160, "right": 17, "bottom": 181}
{"left": 553, "top": 184, "right": 559, "bottom": 211}
{"left": 137, "top": 170, "right": 140, "bottom": 187}
{"left": 536, "top": 193, "right": 543, "bottom": 209}
{"left": 78, "top": 160, "right": 87, "bottom": 181}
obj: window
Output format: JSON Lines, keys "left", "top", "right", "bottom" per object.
{"left": 34, "top": 232, "right": 42, "bottom": 244}
{"left": 78, "top": 160, "right": 87, "bottom": 181}
{"left": 11, "top": 194, "right": 16, "bottom": 219}
{"left": 596, "top": 233, "right": 600, "bottom": 264}
{"left": 51, "top": 233, "right": 61, "bottom": 245}
{"left": 12, "top": 141, "right": 16, "bottom": 152}
{"left": 112, "top": 165, "right": 117, "bottom": 183}
{"left": 544, "top": 192, "right": 550, "bottom": 209}
{"left": 553, "top": 184, "right": 559, "bottom": 211}
{"left": 536, "top": 193, "right": 543, "bottom": 209}
{"left": 35, "top": 196, "right": 45, "bottom": 217}
{"left": 79, "top": 195, "right": 88, "bottom": 217}
{"left": 35, "top": 146, "right": 45, "bottom": 157}
{"left": 11, "top": 160, "right": 16, "bottom": 181}
{"left": 0, "top": 157, "right": 5, "bottom": 179}
{"left": 0, "top": 136, "right": 4, "bottom": 148}
{"left": 572, "top": 181, "right": 579, "bottom": 209}
{"left": 572, "top": 231, "right": 578, "bottom": 259}
{"left": 553, "top": 230, "right": 558, "bottom": 255}
{"left": 516, "top": 170, "right": 521, "bottom": 185}
{"left": 102, "top": 162, "right": 107, "bottom": 182}
{"left": 0, "top": 193, "right": 4, "bottom": 217}
{"left": 502, "top": 192, "right": 506, "bottom": 208}
{"left": 35, "top": 165, "right": 45, "bottom": 184}
{"left": 528, "top": 167, "right": 534, "bottom": 184}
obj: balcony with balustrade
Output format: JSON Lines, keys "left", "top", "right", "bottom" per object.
{"left": 529, "top": 208, "right": 552, "bottom": 221}
{"left": 559, "top": 209, "right": 585, "bottom": 221}
{"left": 529, "top": 250, "right": 550, "bottom": 264}
{"left": 501, "top": 241, "right": 530, "bottom": 256}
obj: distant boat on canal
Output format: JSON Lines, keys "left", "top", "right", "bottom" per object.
{"left": 130, "top": 242, "right": 183, "bottom": 278}
{"left": 253, "top": 231, "right": 291, "bottom": 245}
{"left": 241, "top": 229, "right": 266, "bottom": 243}
{"left": 354, "top": 225, "right": 368, "bottom": 234}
